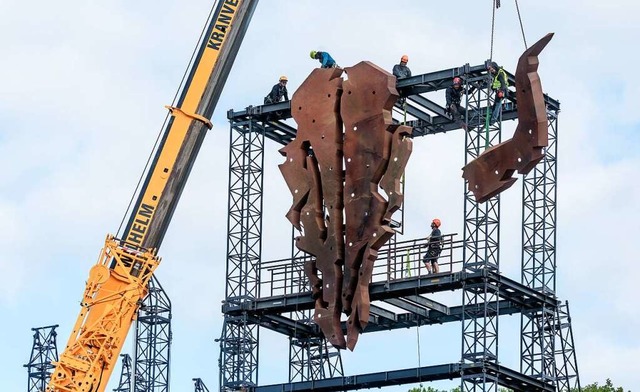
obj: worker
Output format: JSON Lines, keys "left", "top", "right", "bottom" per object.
{"left": 392, "top": 55, "right": 411, "bottom": 79}
{"left": 264, "top": 75, "right": 289, "bottom": 104}
{"left": 445, "top": 77, "right": 468, "bottom": 130}
{"left": 422, "top": 218, "right": 443, "bottom": 274}
{"left": 487, "top": 61, "right": 509, "bottom": 124}
{"left": 310, "top": 50, "right": 337, "bottom": 69}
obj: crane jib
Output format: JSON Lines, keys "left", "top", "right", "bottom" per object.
{"left": 207, "top": 0, "right": 239, "bottom": 50}
{"left": 47, "top": 1, "right": 259, "bottom": 390}
{"left": 121, "top": 0, "right": 246, "bottom": 250}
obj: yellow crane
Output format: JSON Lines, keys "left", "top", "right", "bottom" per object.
{"left": 47, "top": 1, "right": 259, "bottom": 391}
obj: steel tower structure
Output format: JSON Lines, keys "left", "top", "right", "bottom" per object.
{"left": 193, "top": 378, "right": 211, "bottom": 392}
{"left": 221, "top": 63, "right": 577, "bottom": 392}
{"left": 460, "top": 74, "right": 502, "bottom": 392}
{"left": 134, "top": 275, "right": 172, "bottom": 392}
{"left": 114, "top": 354, "right": 133, "bottom": 392}
{"left": 25, "top": 325, "right": 59, "bottom": 392}
{"left": 553, "top": 301, "right": 581, "bottom": 391}
{"left": 519, "top": 100, "right": 580, "bottom": 390}
{"left": 520, "top": 95, "right": 559, "bottom": 386}
{"left": 219, "top": 116, "right": 264, "bottom": 390}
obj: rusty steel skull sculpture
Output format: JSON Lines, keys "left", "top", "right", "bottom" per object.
{"left": 279, "top": 61, "right": 412, "bottom": 350}
{"left": 463, "top": 33, "right": 554, "bottom": 202}
{"left": 280, "top": 33, "right": 553, "bottom": 350}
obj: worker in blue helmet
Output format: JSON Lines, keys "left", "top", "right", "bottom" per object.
{"left": 310, "top": 50, "right": 337, "bottom": 69}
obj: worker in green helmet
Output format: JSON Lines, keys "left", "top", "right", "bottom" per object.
{"left": 310, "top": 50, "right": 337, "bottom": 69}
{"left": 487, "top": 61, "right": 509, "bottom": 124}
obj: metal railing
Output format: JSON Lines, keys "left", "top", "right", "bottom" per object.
{"left": 260, "top": 233, "right": 463, "bottom": 298}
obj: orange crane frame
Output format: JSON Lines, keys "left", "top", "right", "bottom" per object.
{"left": 47, "top": 1, "right": 259, "bottom": 391}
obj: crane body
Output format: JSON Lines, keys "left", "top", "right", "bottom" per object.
{"left": 47, "top": 1, "right": 259, "bottom": 391}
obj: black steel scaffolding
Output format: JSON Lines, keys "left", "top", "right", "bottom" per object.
{"left": 114, "top": 354, "right": 133, "bottom": 392}
{"left": 219, "top": 117, "right": 264, "bottom": 390}
{"left": 134, "top": 275, "right": 172, "bottom": 392}
{"left": 24, "top": 324, "right": 59, "bottom": 392}
{"left": 194, "top": 378, "right": 211, "bottom": 392}
{"left": 221, "top": 63, "right": 578, "bottom": 392}
{"left": 520, "top": 96, "right": 559, "bottom": 388}
{"left": 519, "top": 99, "right": 580, "bottom": 391}
{"left": 554, "top": 301, "right": 581, "bottom": 391}
{"left": 460, "top": 73, "right": 502, "bottom": 392}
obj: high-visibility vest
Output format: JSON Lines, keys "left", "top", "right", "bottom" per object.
{"left": 492, "top": 68, "right": 508, "bottom": 90}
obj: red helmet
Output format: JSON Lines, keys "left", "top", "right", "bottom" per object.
{"left": 431, "top": 218, "right": 441, "bottom": 228}
{"left": 453, "top": 77, "right": 462, "bottom": 86}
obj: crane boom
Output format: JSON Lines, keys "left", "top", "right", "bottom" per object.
{"left": 124, "top": 0, "right": 257, "bottom": 250}
{"left": 47, "top": 1, "right": 259, "bottom": 391}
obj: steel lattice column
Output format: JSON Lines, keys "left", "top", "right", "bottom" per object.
{"left": 554, "top": 301, "right": 581, "bottom": 391}
{"left": 193, "top": 378, "right": 210, "bottom": 392}
{"left": 460, "top": 76, "right": 501, "bottom": 392}
{"left": 114, "top": 354, "right": 133, "bottom": 392}
{"left": 289, "top": 335, "right": 343, "bottom": 381}
{"left": 288, "top": 231, "right": 343, "bottom": 382}
{"left": 520, "top": 111, "right": 558, "bottom": 386}
{"left": 24, "top": 325, "right": 59, "bottom": 392}
{"left": 134, "top": 275, "right": 172, "bottom": 392}
{"left": 220, "top": 118, "right": 264, "bottom": 390}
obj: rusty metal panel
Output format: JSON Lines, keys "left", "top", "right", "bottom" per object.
{"left": 280, "top": 67, "right": 346, "bottom": 348}
{"left": 279, "top": 62, "right": 412, "bottom": 351}
{"left": 341, "top": 61, "right": 409, "bottom": 350}
{"left": 462, "top": 33, "right": 554, "bottom": 203}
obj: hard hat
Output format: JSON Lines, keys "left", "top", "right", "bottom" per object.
{"left": 310, "top": 50, "right": 318, "bottom": 59}
{"left": 401, "top": 54, "right": 409, "bottom": 63}
{"left": 279, "top": 75, "right": 288, "bottom": 82}
{"left": 431, "top": 218, "right": 441, "bottom": 228}
{"left": 453, "top": 77, "right": 462, "bottom": 86}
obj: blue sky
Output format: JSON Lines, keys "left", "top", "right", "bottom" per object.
{"left": 1, "top": 0, "right": 639, "bottom": 391}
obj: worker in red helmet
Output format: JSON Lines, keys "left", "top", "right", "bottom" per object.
{"left": 445, "top": 77, "right": 469, "bottom": 130}
{"left": 392, "top": 54, "right": 412, "bottom": 79}
{"left": 422, "top": 218, "right": 443, "bottom": 274}
{"left": 264, "top": 75, "right": 289, "bottom": 105}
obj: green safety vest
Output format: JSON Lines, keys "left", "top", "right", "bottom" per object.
{"left": 491, "top": 68, "right": 508, "bottom": 90}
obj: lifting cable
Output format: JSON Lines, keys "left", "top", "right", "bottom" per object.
{"left": 490, "top": 0, "right": 529, "bottom": 58}
{"left": 489, "top": 0, "right": 497, "bottom": 61}
{"left": 117, "top": 1, "right": 221, "bottom": 237}
{"left": 485, "top": 0, "right": 499, "bottom": 149}
{"left": 514, "top": 0, "right": 528, "bottom": 49}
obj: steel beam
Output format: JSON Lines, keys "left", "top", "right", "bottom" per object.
{"left": 381, "top": 298, "right": 429, "bottom": 317}
{"left": 251, "top": 362, "right": 553, "bottom": 392}
{"left": 226, "top": 64, "right": 557, "bottom": 146}
{"left": 405, "top": 295, "right": 450, "bottom": 315}
{"left": 368, "top": 304, "right": 398, "bottom": 323}
{"left": 228, "top": 299, "right": 549, "bottom": 338}
{"left": 223, "top": 270, "right": 557, "bottom": 315}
